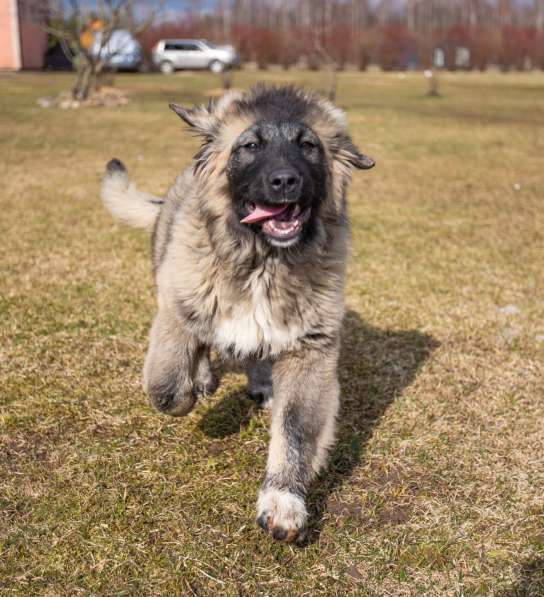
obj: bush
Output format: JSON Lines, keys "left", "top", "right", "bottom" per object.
{"left": 378, "top": 25, "right": 415, "bottom": 71}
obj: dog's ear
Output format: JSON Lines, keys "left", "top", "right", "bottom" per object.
{"left": 337, "top": 136, "right": 375, "bottom": 170}
{"left": 170, "top": 103, "right": 217, "bottom": 139}
{"left": 170, "top": 90, "right": 245, "bottom": 140}
{"left": 315, "top": 100, "right": 375, "bottom": 171}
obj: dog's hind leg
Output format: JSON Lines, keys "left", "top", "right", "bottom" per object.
{"left": 256, "top": 342, "right": 340, "bottom": 543}
{"left": 245, "top": 359, "right": 273, "bottom": 408}
{"left": 143, "top": 306, "right": 202, "bottom": 417}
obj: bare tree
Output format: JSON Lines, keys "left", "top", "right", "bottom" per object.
{"left": 376, "top": 0, "right": 393, "bottom": 24}
{"left": 47, "top": 0, "right": 161, "bottom": 101}
{"left": 536, "top": 0, "right": 544, "bottom": 30}
{"left": 220, "top": 0, "right": 232, "bottom": 39}
{"left": 497, "top": 0, "right": 514, "bottom": 26}
{"left": 313, "top": 38, "right": 338, "bottom": 101}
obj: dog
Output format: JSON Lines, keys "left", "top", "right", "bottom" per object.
{"left": 101, "top": 85, "right": 374, "bottom": 543}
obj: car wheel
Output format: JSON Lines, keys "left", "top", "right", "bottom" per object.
{"left": 160, "top": 61, "right": 174, "bottom": 75}
{"left": 209, "top": 60, "right": 225, "bottom": 74}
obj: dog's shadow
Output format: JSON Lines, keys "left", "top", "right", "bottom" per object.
{"left": 500, "top": 557, "right": 544, "bottom": 596}
{"left": 198, "top": 310, "right": 439, "bottom": 541}
{"left": 305, "top": 310, "right": 439, "bottom": 542}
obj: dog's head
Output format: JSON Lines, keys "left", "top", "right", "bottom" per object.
{"left": 171, "top": 85, "right": 374, "bottom": 249}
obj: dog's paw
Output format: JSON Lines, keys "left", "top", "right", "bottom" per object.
{"left": 146, "top": 384, "right": 197, "bottom": 417}
{"left": 256, "top": 488, "right": 307, "bottom": 543}
{"left": 194, "top": 373, "right": 219, "bottom": 398}
{"left": 247, "top": 383, "right": 273, "bottom": 409}
{"left": 247, "top": 388, "right": 272, "bottom": 410}
{"left": 246, "top": 360, "right": 273, "bottom": 409}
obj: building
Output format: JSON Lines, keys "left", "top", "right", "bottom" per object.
{"left": 0, "top": 0, "right": 49, "bottom": 70}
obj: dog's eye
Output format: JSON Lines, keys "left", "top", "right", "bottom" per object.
{"left": 300, "top": 140, "right": 317, "bottom": 150}
{"left": 243, "top": 142, "right": 259, "bottom": 150}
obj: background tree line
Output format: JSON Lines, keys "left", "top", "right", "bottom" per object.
{"left": 138, "top": 0, "right": 544, "bottom": 71}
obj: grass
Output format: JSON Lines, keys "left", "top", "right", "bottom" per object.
{"left": 0, "top": 68, "right": 543, "bottom": 595}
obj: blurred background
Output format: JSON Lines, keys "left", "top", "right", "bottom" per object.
{"left": 3, "top": 0, "right": 544, "bottom": 76}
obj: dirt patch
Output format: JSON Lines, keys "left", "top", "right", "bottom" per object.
{"left": 326, "top": 496, "right": 363, "bottom": 518}
{"left": 37, "top": 86, "right": 128, "bottom": 110}
{"left": 377, "top": 503, "right": 411, "bottom": 526}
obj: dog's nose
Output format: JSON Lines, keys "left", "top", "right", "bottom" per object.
{"left": 268, "top": 169, "right": 301, "bottom": 194}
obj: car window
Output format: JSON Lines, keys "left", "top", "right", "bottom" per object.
{"left": 163, "top": 42, "right": 202, "bottom": 52}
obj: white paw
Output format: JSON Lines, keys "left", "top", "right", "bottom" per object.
{"left": 256, "top": 488, "right": 307, "bottom": 542}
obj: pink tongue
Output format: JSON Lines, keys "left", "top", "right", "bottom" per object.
{"left": 240, "top": 203, "right": 288, "bottom": 224}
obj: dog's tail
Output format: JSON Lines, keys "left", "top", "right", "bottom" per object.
{"left": 101, "top": 159, "right": 163, "bottom": 229}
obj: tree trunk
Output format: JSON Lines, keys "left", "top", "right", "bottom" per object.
{"left": 328, "top": 65, "right": 338, "bottom": 102}
{"left": 72, "top": 59, "right": 103, "bottom": 101}
{"left": 220, "top": 70, "right": 232, "bottom": 90}
{"left": 73, "top": 63, "right": 94, "bottom": 100}
{"left": 426, "top": 70, "right": 440, "bottom": 97}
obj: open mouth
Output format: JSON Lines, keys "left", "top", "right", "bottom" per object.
{"left": 240, "top": 202, "right": 310, "bottom": 244}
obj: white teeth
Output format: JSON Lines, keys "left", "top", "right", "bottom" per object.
{"left": 291, "top": 204, "right": 301, "bottom": 217}
{"left": 263, "top": 219, "right": 301, "bottom": 239}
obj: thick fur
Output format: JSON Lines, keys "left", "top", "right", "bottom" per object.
{"left": 100, "top": 86, "right": 374, "bottom": 543}
{"left": 101, "top": 159, "right": 163, "bottom": 229}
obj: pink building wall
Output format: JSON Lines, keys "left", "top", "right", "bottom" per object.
{"left": 20, "top": 20, "right": 47, "bottom": 69}
{"left": 0, "top": 0, "right": 48, "bottom": 70}
{"left": 0, "top": 0, "right": 20, "bottom": 70}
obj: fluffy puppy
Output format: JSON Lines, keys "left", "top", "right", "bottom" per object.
{"left": 101, "top": 85, "right": 374, "bottom": 542}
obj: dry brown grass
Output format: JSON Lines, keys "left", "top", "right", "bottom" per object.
{"left": 1, "top": 69, "right": 543, "bottom": 595}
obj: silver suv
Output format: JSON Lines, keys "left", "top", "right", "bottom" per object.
{"left": 152, "top": 39, "right": 240, "bottom": 74}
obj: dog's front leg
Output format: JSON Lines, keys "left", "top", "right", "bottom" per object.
{"left": 256, "top": 343, "right": 340, "bottom": 542}
{"left": 143, "top": 306, "right": 201, "bottom": 417}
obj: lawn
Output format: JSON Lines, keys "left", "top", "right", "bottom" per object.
{"left": 1, "top": 68, "right": 543, "bottom": 595}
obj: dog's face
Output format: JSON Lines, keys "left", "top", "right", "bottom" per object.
{"left": 226, "top": 120, "right": 328, "bottom": 247}
{"left": 171, "top": 86, "right": 374, "bottom": 249}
